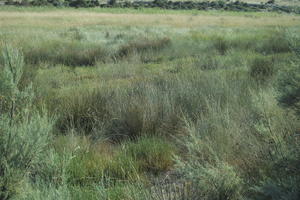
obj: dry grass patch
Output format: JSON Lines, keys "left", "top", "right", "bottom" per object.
{"left": 1, "top": 11, "right": 300, "bottom": 29}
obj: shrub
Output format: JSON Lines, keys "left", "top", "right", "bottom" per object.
{"left": 0, "top": 113, "right": 54, "bottom": 199}
{"left": 174, "top": 77, "right": 299, "bottom": 199}
{"left": 252, "top": 148, "right": 300, "bottom": 200}
{"left": 108, "top": 0, "right": 116, "bottom": 6}
{"left": 67, "top": 0, "right": 99, "bottom": 7}
{"left": 0, "top": 45, "right": 33, "bottom": 114}
{"left": 0, "top": 46, "right": 54, "bottom": 199}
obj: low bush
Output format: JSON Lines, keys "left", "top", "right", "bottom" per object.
{"left": 0, "top": 46, "right": 54, "bottom": 199}
{"left": 175, "top": 85, "right": 300, "bottom": 199}
{"left": 0, "top": 113, "right": 54, "bottom": 199}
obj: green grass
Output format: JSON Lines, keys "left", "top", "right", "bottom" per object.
{"left": 1, "top": 8, "right": 300, "bottom": 200}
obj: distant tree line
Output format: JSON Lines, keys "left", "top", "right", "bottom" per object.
{"left": 3, "top": 0, "right": 300, "bottom": 14}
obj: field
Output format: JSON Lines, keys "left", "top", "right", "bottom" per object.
{"left": 0, "top": 6, "right": 300, "bottom": 200}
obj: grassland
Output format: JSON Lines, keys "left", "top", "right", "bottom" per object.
{"left": 0, "top": 6, "right": 300, "bottom": 200}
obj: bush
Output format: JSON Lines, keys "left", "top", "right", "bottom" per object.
{"left": 0, "top": 46, "right": 54, "bottom": 199}
{"left": 108, "top": 0, "right": 116, "bottom": 6}
{"left": 68, "top": 0, "right": 99, "bottom": 7}
{"left": 174, "top": 76, "right": 299, "bottom": 199}
{"left": 0, "top": 113, "right": 54, "bottom": 199}
{"left": 0, "top": 45, "right": 32, "bottom": 114}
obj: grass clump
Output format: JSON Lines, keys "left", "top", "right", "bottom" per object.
{"left": 117, "top": 37, "right": 171, "bottom": 59}
{"left": 63, "top": 135, "right": 176, "bottom": 185}
{"left": 23, "top": 40, "right": 107, "bottom": 66}
{"left": 212, "top": 36, "right": 230, "bottom": 55}
{"left": 56, "top": 89, "right": 110, "bottom": 133}
{"left": 277, "top": 33, "right": 300, "bottom": 116}
{"left": 67, "top": 149, "right": 107, "bottom": 185}
{"left": 249, "top": 55, "right": 275, "bottom": 83}
{"left": 259, "top": 30, "right": 291, "bottom": 54}
{"left": 182, "top": 162, "right": 244, "bottom": 200}
{"left": 277, "top": 61, "right": 300, "bottom": 115}
{"left": 121, "top": 136, "right": 176, "bottom": 175}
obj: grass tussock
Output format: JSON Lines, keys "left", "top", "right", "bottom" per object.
{"left": 23, "top": 40, "right": 108, "bottom": 66}
{"left": 117, "top": 37, "right": 171, "bottom": 58}
{"left": 249, "top": 55, "right": 275, "bottom": 83}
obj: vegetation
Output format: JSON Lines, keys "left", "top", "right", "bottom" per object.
{"left": 0, "top": 7, "right": 300, "bottom": 200}
{"left": 3, "top": 0, "right": 300, "bottom": 14}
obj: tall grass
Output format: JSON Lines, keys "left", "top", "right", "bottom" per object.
{"left": 1, "top": 13, "right": 300, "bottom": 200}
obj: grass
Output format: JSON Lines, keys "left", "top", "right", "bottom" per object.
{"left": 0, "top": 6, "right": 300, "bottom": 200}
{"left": 1, "top": 8, "right": 300, "bottom": 31}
